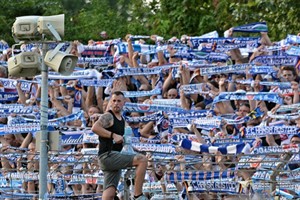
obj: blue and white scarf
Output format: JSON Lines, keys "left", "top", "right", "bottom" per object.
{"left": 188, "top": 180, "right": 239, "bottom": 194}
{"left": 15, "top": 111, "right": 84, "bottom": 126}
{"left": 232, "top": 22, "right": 268, "bottom": 33}
{"left": 124, "top": 111, "right": 163, "bottom": 123}
{"left": 0, "top": 92, "right": 19, "bottom": 102}
{"left": 79, "top": 79, "right": 114, "bottom": 87}
{"left": 243, "top": 126, "right": 299, "bottom": 138}
{"left": 117, "top": 42, "right": 156, "bottom": 54}
{"left": 129, "top": 35, "right": 151, "bottom": 40}
{"left": 248, "top": 65, "right": 277, "bottom": 75}
{"left": 200, "top": 64, "right": 250, "bottom": 76}
{"left": 213, "top": 92, "right": 283, "bottom": 106}
{"left": 285, "top": 34, "right": 300, "bottom": 44}
{"left": 0, "top": 78, "right": 35, "bottom": 93}
{"left": 250, "top": 55, "right": 298, "bottom": 66}
{"left": 123, "top": 102, "right": 187, "bottom": 113}
{"left": 179, "top": 139, "right": 251, "bottom": 155}
{"left": 78, "top": 56, "right": 114, "bottom": 66}
{"left": 189, "top": 52, "right": 230, "bottom": 62}
{"left": 114, "top": 67, "right": 162, "bottom": 78}
{"left": 132, "top": 143, "right": 176, "bottom": 154}
{"left": 235, "top": 80, "right": 291, "bottom": 89}
{"left": 170, "top": 118, "right": 221, "bottom": 130}
{"left": 180, "top": 83, "right": 209, "bottom": 95}
{"left": 165, "top": 169, "right": 235, "bottom": 183}
{"left": 36, "top": 69, "right": 100, "bottom": 80}
{"left": 122, "top": 88, "right": 161, "bottom": 98}
{"left": 252, "top": 144, "right": 299, "bottom": 154}
{"left": 267, "top": 111, "right": 300, "bottom": 120}
{"left": 152, "top": 99, "right": 181, "bottom": 107}
{"left": 168, "top": 110, "right": 208, "bottom": 119}
{"left": 190, "top": 37, "right": 260, "bottom": 49}
{"left": 213, "top": 138, "right": 255, "bottom": 147}
{"left": 0, "top": 106, "right": 37, "bottom": 115}
{"left": 285, "top": 45, "right": 300, "bottom": 56}
{"left": 276, "top": 103, "right": 300, "bottom": 113}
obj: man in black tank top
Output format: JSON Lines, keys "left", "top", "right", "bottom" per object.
{"left": 92, "top": 91, "right": 148, "bottom": 200}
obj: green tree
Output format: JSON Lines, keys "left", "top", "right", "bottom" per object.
{"left": 1, "top": 0, "right": 300, "bottom": 45}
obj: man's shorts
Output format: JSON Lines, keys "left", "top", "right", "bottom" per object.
{"left": 99, "top": 151, "right": 135, "bottom": 190}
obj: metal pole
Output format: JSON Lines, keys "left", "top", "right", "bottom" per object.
{"left": 39, "top": 42, "right": 49, "bottom": 200}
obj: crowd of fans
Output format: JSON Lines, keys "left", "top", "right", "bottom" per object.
{"left": 0, "top": 22, "right": 300, "bottom": 200}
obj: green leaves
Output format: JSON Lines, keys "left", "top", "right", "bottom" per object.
{"left": 1, "top": 0, "right": 300, "bottom": 45}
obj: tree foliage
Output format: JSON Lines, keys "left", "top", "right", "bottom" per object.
{"left": 0, "top": 0, "right": 300, "bottom": 46}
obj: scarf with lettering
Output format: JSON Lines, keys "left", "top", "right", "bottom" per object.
{"left": 200, "top": 64, "right": 250, "bottom": 76}
{"left": 123, "top": 102, "right": 187, "bottom": 113}
{"left": 132, "top": 143, "right": 176, "bottom": 154}
{"left": 122, "top": 88, "right": 161, "bottom": 98}
{"left": 250, "top": 55, "right": 298, "bottom": 66}
{"left": 79, "top": 79, "right": 114, "bottom": 87}
{"left": 124, "top": 111, "right": 163, "bottom": 123}
{"left": 232, "top": 22, "right": 268, "bottom": 33}
{"left": 0, "top": 92, "right": 19, "bottom": 102}
{"left": 77, "top": 56, "right": 114, "bottom": 66}
{"left": 180, "top": 83, "right": 209, "bottom": 95}
{"left": 12, "top": 110, "right": 84, "bottom": 126}
{"left": 165, "top": 169, "right": 235, "bottom": 183}
{"left": 242, "top": 126, "right": 299, "bottom": 138}
{"left": 188, "top": 180, "right": 239, "bottom": 194}
{"left": 169, "top": 118, "right": 219, "bottom": 130}
{"left": 251, "top": 144, "right": 299, "bottom": 154}
{"left": 190, "top": 37, "right": 260, "bottom": 49}
{"left": 212, "top": 92, "right": 283, "bottom": 106}
{"left": 235, "top": 79, "right": 291, "bottom": 89}
{"left": 0, "top": 78, "right": 35, "bottom": 93}
{"left": 114, "top": 67, "right": 162, "bottom": 78}
{"left": 168, "top": 110, "right": 208, "bottom": 119}
{"left": 35, "top": 69, "right": 100, "bottom": 80}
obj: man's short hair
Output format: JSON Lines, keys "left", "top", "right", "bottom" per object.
{"left": 281, "top": 66, "right": 297, "bottom": 76}
{"left": 112, "top": 91, "right": 124, "bottom": 97}
{"left": 291, "top": 133, "right": 300, "bottom": 140}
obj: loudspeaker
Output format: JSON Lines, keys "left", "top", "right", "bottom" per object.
{"left": 11, "top": 14, "right": 65, "bottom": 42}
{"left": 37, "top": 14, "right": 65, "bottom": 40}
{"left": 12, "top": 16, "right": 41, "bottom": 41}
{"left": 7, "top": 52, "right": 41, "bottom": 77}
{"left": 36, "top": 130, "right": 62, "bottom": 152}
{"left": 44, "top": 50, "right": 78, "bottom": 75}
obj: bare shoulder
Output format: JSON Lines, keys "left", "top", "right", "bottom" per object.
{"left": 99, "top": 112, "right": 114, "bottom": 128}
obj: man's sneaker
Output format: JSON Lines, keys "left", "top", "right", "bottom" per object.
{"left": 132, "top": 194, "right": 148, "bottom": 200}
